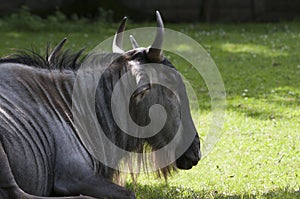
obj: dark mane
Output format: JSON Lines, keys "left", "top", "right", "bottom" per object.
{"left": 0, "top": 40, "right": 85, "bottom": 71}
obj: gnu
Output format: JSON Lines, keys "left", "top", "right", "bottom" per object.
{"left": 0, "top": 11, "right": 201, "bottom": 199}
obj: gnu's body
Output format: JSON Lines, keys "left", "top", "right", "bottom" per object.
{"left": 0, "top": 63, "right": 94, "bottom": 197}
{"left": 0, "top": 12, "right": 200, "bottom": 199}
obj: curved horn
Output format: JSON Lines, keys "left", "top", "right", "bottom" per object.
{"left": 48, "top": 38, "right": 67, "bottom": 63}
{"left": 147, "top": 11, "right": 164, "bottom": 62}
{"left": 129, "top": 35, "right": 139, "bottom": 49}
{"left": 112, "top": 17, "right": 127, "bottom": 53}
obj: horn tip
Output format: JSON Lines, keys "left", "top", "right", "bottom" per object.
{"left": 119, "top": 16, "right": 127, "bottom": 27}
{"left": 155, "top": 11, "right": 161, "bottom": 18}
{"left": 116, "top": 16, "right": 128, "bottom": 34}
{"left": 62, "top": 37, "right": 67, "bottom": 43}
{"left": 129, "top": 35, "right": 139, "bottom": 48}
{"left": 155, "top": 11, "right": 164, "bottom": 28}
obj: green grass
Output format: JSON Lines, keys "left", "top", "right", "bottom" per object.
{"left": 0, "top": 14, "right": 299, "bottom": 199}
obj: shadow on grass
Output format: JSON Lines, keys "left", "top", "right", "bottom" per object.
{"left": 227, "top": 94, "right": 299, "bottom": 121}
{"left": 127, "top": 183, "right": 300, "bottom": 199}
{"left": 227, "top": 103, "right": 284, "bottom": 121}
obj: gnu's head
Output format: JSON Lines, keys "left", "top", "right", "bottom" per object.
{"left": 112, "top": 11, "right": 201, "bottom": 172}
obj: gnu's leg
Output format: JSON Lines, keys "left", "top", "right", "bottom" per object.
{"left": 0, "top": 141, "right": 22, "bottom": 198}
{"left": 55, "top": 174, "right": 136, "bottom": 199}
{"left": 0, "top": 142, "right": 95, "bottom": 199}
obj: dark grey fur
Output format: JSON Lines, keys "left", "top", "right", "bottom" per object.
{"left": 0, "top": 27, "right": 200, "bottom": 199}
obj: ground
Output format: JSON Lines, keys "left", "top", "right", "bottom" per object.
{"left": 0, "top": 12, "right": 299, "bottom": 198}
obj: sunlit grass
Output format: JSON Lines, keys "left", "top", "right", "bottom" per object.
{"left": 220, "top": 43, "right": 288, "bottom": 57}
{"left": 132, "top": 22, "right": 300, "bottom": 198}
{"left": 0, "top": 19, "right": 299, "bottom": 198}
{"left": 174, "top": 44, "right": 194, "bottom": 53}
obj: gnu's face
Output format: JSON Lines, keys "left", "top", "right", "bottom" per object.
{"left": 127, "top": 48, "right": 201, "bottom": 170}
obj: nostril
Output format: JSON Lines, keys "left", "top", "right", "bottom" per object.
{"left": 191, "top": 151, "right": 201, "bottom": 166}
{"left": 192, "top": 158, "right": 199, "bottom": 166}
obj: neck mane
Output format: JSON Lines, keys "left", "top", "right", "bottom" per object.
{"left": 0, "top": 47, "right": 84, "bottom": 71}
